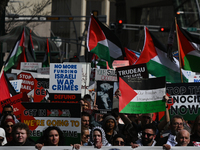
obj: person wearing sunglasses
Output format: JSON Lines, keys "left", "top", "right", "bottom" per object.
{"left": 81, "top": 127, "right": 90, "bottom": 146}
{"left": 3, "top": 119, "right": 15, "bottom": 142}
{"left": 112, "top": 134, "right": 126, "bottom": 146}
{"left": 131, "top": 123, "right": 157, "bottom": 148}
{"left": 0, "top": 128, "right": 7, "bottom": 146}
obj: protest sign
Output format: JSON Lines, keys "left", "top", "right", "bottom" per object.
{"left": 165, "top": 82, "right": 200, "bottom": 120}
{"left": 116, "top": 63, "right": 148, "bottom": 79}
{"left": 17, "top": 72, "right": 35, "bottom": 93}
{"left": 112, "top": 60, "right": 129, "bottom": 69}
{"left": 95, "top": 69, "right": 117, "bottom": 81}
{"left": 119, "top": 77, "right": 166, "bottom": 114}
{"left": 10, "top": 79, "right": 23, "bottom": 93}
{"left": 6, "top": 73, "right": 17, "bottom": 80}
{"left": 96, "top": 81, "right": 114, "bottom": 109}
{"left": 20, "top": 62, "right": 42, "bottom": 71}
{"left": 34, "top": 78, "right": 49, "bottom": 102}
{"left": 21, "top": 102, "right": 81, "bottom": 145}
{"left": 0, "top": 93, "right": 24, "bottom": 120}
{"left": 49, "top": 93, "right": 81, "bottom": 103}
{"left": 189, "top": 75, "right": 200, "bottom": 82}
{"left": 37, "top": 67, "right": 50, "bottom": 74}
{"left": 81, "top": 63, "right": 91, "bottom": 97}
{"left": 49, "top": 63, "right": 82, "bottom": 94}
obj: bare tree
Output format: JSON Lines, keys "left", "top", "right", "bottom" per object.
{"left": 5, "top": 0, "right": 52, "bottom": 33}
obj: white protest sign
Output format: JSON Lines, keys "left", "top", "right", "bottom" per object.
{"left": 20, "top": 62, "right": 42, "bottom": 71}
{"left": 10, "top": 80, "right": 23, "bottom": 93}
{"left": 37, "top": 67, "right": 50, "bottom": 74}
{"left": 81, "top": 63, "right": 91, "bottom": 97}
{"left": 95, "top": 69, "right": 117, "bottom": 81}
{"left": 189, "top": 75, "right": 200, "bottom": 82}
{"left": 49, "top": 63, "right": 82, "bottom": 93}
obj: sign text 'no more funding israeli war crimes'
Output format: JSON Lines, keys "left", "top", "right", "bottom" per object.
{"left": 52, "top": 64, "right": 79, "bottom": 91}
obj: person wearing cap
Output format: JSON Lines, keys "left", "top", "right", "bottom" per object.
{"left": 3, "top": 119, "right": 15, "bottom": 142}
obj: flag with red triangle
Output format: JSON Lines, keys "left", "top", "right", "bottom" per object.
{"left": 119, "top": 77, "right": 166, "bottom": 113}
{"left": 135, "top": 27, "right": 188, "bottom": 83}
{"left": 0, "top": 71, "right": 17, "bottom": 101}
{"left": 4, "top": 28, "right": 26, "bottom": 72}
{"left": 87, "top": 15, "right": 124, "bottom": 68}
{"left": 176, "top": 23, "right": 200, "bottom": 72}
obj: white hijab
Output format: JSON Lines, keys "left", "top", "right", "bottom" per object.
{"left": 0, "top": 128, "right": 7, "bottom": 145}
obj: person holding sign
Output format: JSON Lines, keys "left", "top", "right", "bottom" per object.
{"left": 5, "top": 122, "right": 35, "bottom": 146}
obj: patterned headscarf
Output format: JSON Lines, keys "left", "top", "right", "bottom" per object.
{"left": 89, "top": 126, "right": 110, "bottom": 146}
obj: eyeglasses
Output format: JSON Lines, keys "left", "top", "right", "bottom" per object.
{"left": 6, "top": 125, "right": 13, "bottom": 128}
{"left": 3, "top": 111, "right": 12, "bottom": 114}
{"left": 114, "top": 141, "right": 125, "bottom": 146}
{"left": 173, "top": 122, "right": 183, "bottom": 126}
{"left": 85, "top": 135, "right": 90, "bottom": 138}
{"left": 142, "top": 132, "right": 154, "bottom": 137}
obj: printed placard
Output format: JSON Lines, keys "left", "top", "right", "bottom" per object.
{"left": 49, "top": 93, "right": 81, "bottom": 103}
{"left": 119, "top": 77, "right": 166, "bottom": 114}
{"left": 95, "top": 69, "right": 117, "bottom": 81}
{"left": 20, "top": 62, "right": 42, "bottom": 71}
{"left": 21, "top": 102, "right": 81, "bottom": 145}
{"left": 49, "top": 63, "right": 82, "bottom": 93}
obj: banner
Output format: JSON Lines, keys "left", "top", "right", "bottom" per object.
{"left": 95, "top": 69, "right": 117, "bottom": 81}
{"left": 49, "top": 63, "right": 82, "bottom": 94}
{"left": 49, "top": 93, "right": 81, "bottom": 103}
{"left": 20, "top": 62, "right": 42, "bottom": 71}
{"left": 119, "top": 77, "right": 166, "bottom": 113}
{"left": 0, "top": 93, "right": 23, "bottom": 120}
{"left": 166, "top": 82, "right": 200, "bottom": 120}
{"left": 96, "top": 81, "right": 114, "bottom": 109}
{"left": 34, "top": 78, "right": 49, "bottom": 102}
{"left": 21, "top": 102, "right": 81, "bottom": 145}
{"left": 116, "top": 63, "right": 148, "bottom": 79}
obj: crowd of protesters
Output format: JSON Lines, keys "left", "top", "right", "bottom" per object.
{"left": 0, "top": 93, "right": 200, "bottom": 149}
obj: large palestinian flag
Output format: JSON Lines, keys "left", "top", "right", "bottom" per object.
{"left": 135, "top": 27, "right": 188, "bottom": 83}
{"left": 119, "top": 77, "right": 166, "bottom": 113}
{"left": 176, "top": 24, "right": 200, "bottom": 73}
{"left": 87, "top": 15, "right": 124, "bottom": 68}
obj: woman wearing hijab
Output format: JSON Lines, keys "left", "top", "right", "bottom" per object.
{"left": 0, "top": 128, "right": 7, "bottom": 146}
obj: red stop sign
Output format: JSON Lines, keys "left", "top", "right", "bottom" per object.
{"left": 17, "top": 72, "right": 35, "bottom": 93}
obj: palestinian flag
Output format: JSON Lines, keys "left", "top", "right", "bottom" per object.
{"left": 124, "top": 47, "right": 138, "bottom": 65}
{"left": 176, "top": 24, "right": 200, "bottom": 72}
{"left": 119, "top": 77, "right": 166, "bottom": 113}
{"left": 135, "top": 27, "right": 188, "bottom": 83}
{"left": 87, "top": 15, "right": 124, "bottom": 68}
{"left": 28, "top": 30, "right": 36, "bottom": 61}
{"left": 0, "top": 71, "right": 17, "bottom": 101}
{"left": 4, "top": 28, "right": 26, "bottom": 72}
{"left": 42, "top": 38, "right": 50, "bottom": 67}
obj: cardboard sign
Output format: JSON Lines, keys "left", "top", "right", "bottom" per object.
{"left": 95, "top": 69, "right": 117, "bottom": 81}
{"left": 96, "top": 81, "right": 114, "bottom": 109}
{"left": 49, "top": 93, "right": 81, "bottom": 103}
{"left": 21, "top": 102, "right": 81, "bottom": 145}
{"left": 116, "top": 63, "right": 148, "bottom": 79}
{"left": 37, "top": 67, "right": 50, "bottom": 74}
{"left": 20, "top": 62, "right": 42, "bottom": 71}
{"left": 119, "top": 77, "right": 166, "bottom": 114}
{"left": 10, "top": 79, "right": 23, "bottom": 93}
{"left": 0, "top": 93, "right": 23, "bottom": 120}
{"left": 49, "top": 63, "right": 82, "bottom": 94}
{"left": 34, "top": 78, "right": 49, "bottom": 102}
{"left": 17, "top": 72, "right": 35, "bottom": 93}
{"left": 166, "top": 82, "right": 200, "bottom": 120}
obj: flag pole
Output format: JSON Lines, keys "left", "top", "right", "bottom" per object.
{"left": 175, "top": 17, "right": 183, "bottom": 83}
{"left": 0, "top": 65, "right": 4, "bottom": 77}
